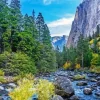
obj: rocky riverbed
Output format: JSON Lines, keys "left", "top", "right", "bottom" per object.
{"left": 0, "top": 70, "right": 100, "bottom": 100}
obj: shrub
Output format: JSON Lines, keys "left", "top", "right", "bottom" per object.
{"left": 0, "top": 52, "right": 37, "bottom": 75}
{"left": 63, "top": 62, "right": 71, "bottom": 70}
{"left": 13, "top": 73, "right": 34, "bottom": 82}
{"left": 37, "top": 79, "right": 55, "bottom": 100}
{"left": 91, "top": 53, "right": 100, "bottom": 66}
{"left": 75, "top": 64, "right": 81, "bottom": 69}
{"left": 9, "top": 78, "right": 36, "bottom": 100}
{"left": 9, "top": 78, "right": 55, "bottom": 100}
{"left": 0, "top": 69, "right": 4, "bottom": 76}
{"left": 90, "top": 66, "right": 100, "bottom": 74}
{"left": 0, "top": 76, "right": 7, "bottom": 83}
{"left": 89, "top": 39, "right": 94, "bottom": 45}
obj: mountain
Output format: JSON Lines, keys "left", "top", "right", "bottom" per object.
{"left": 67, "top": 0, "right": 100, "bottom": 47}
{"left": 52, "top": 35, "right": 68, "bottom": 51}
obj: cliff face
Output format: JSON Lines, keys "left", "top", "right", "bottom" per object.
{"left": 67, "top": 0, "right": 100, "bottom": 47}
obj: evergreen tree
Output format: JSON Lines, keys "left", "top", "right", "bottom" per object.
{"left": 10, "top": 0, "right": 20, "bottom": 9}
{"left": 32, "top": 9, "right": 35, "bottom": 23}
{"left": 36, "top": 12, "right": 45, "bottom": 42}
{"left": 77, "top": 34, "right": 90, "bottom": 67}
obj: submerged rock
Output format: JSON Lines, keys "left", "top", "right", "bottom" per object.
{"left": 97, "top": 81, "right": 100, "bottom": 86}
{"left": 83, "top": 88, "right": 92, "bottom": 95}
{"left": 76, "top": 81, "right": 87, "bottom": 86}
{"left": 55, "top": 76, "right": 74, "bottom": 98}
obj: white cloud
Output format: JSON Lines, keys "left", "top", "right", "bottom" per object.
{"left": 48, "top": 14, "right": 74, "bottom": 36}
{"left": 43, "top": 0, "right": 56, "bottom": 5}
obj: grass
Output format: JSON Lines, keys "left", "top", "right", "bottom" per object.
{"left": 73, "top": 74, "right": 86, "bottom": 80}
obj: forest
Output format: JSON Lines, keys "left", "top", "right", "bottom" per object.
{"left": 0, "top": 0, "right": 57, "bottom": 75}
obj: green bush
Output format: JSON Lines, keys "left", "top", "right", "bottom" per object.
{"left": 0, "top": 51, "right": 37, "bottom": 75}
{"left": 90, "top": 66, "right": 100, "bottom": 74}
{"left": 91, "top": 53, "right": 100, "bottom": 66}
{"left": 0, "top": 69, "right": 4, "bottom": 76}
{"left": 0, "top": 76, "right": 7, "bottom": 83}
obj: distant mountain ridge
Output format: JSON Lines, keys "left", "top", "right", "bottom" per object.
{"left": 52, "top": 35, "right": 68, "bottom": 51}
{"left": 67, "top": 0, "right": 100, "bottom": 47}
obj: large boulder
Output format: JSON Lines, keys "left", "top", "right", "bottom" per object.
{"left": 69, "top": 95, "right": 80, "bottom": 100}
{"left": 51, "top": 95, "right": 64, "bottom": 100}
{"left": 54, "top": 76, "right": 74, "bottom": 98}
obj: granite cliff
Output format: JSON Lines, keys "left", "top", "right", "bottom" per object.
{"left": 67, "top": 0, "right": 100, "bottom": 47}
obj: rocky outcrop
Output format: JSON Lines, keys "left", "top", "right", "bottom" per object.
{"left": 52, "top": 35, "right": 68, "bottom": 51}
{"left": 54, "top": 76, "right": 75, "bottom": 98}
{"left": 67, "top": 0, "right": 100, "bottom": 47}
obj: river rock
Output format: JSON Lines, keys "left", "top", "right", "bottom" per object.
{"left": 55, "top": 76, "right": 74, "bottom": 98}
{"left": 69, "top": 95, "right": 80, "bottom": 100}
{"left": 90, "top": 78, "right": 97, "bottom": 82}
{"left": 97, "top": 81, "right": 100, "bottom": 86}
{"left": 95, "top": 91, "right": 100, "bottom": 97}
{"left": 51, "top": 95, "right": 64, "bottom": 100}
{"left": 0, "top": 90, "right": 8, "bottom": 96}
{"left": 88, "top": 73, "right": 97, "bottom": 77}
{"left": 0, "top": 86, "right": 4, "bottom": 90}
{"left": 76, "top": 81, "right": 87, "bottom": 86}
{"left": 8, "top": 83, "right": 16, "bottom": 88}
{"left": 83, "top": 88, "right": 92, "bottom": 95}
{"left": 96, "top": 76, "right": 100, "bottom": 81}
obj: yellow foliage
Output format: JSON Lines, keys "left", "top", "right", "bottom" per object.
{"left": 75, "top": 64, "right": 81, "bottom": 69}
{"left": 91, "top": 53, "right": 100, "bottom": 66}
{"left": 97, "top": 37, "right": 100, "bottom": 40}
{"left": 37, "top": 79, "right": 55, "bottom": 100}
{"left": 9, "top": 78, "right": 36, "bottom": 100}
{"left": 90, "top": 66, "right": 100, "bottom": 74}
{"left": 97, "top": 42, "right": 100, "bottom": 47}
{"left": 9, "top": 78, "right": 55, "bottom": 100}
{"left": 0, "top": 76, "right": 7, "bottom": 83}
{"left": 0, "top": 69, "right": 4, "bottom": 76}
{"left": 63, "top": 62, "right": 71, "bottom": 69}
{"left": 89, "top": 39, "right": 94, "bottom": 45}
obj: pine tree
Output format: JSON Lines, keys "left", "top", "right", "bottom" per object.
{"left": 36, "top": 12, "right": 45, "bottom": 42}
{"left": 77, "top": 34, "right": 89, "bottom": 67}
{"left": 10, "top": 0, "right": 20, "bottom": 9}
{"left": 32, "top": 9, "right": 35, "bottom": 23}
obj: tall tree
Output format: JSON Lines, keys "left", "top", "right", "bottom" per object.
{"left": 77, "top": 34, "right": 89, "bottom": 67}
{"left": 10, "top": 0, "right": 20, "bottom": 9}
{"left": 36, "top": 12, "right": 45, "bottom": 42}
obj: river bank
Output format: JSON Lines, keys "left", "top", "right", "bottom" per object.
{"left": 0, "top": 70, "right": 100, "bottom": 100}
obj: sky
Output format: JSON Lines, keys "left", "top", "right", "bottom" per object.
{"left": 8, "top": 0, "right": 82, "bottom": 36}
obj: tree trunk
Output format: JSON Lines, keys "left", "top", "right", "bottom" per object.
{"left": 82, "top": 52, "right": 84, "bottom": 67}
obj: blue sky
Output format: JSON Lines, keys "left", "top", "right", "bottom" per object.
{"left": 8, "top": 0, "right": 82, "bottom": 36}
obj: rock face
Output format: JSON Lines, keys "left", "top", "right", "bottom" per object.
{"left": 52, "top": 35, "right": 68, "bottom": 51}
{"left": 67, "top": 0, "right": 100, "bottom": 47}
